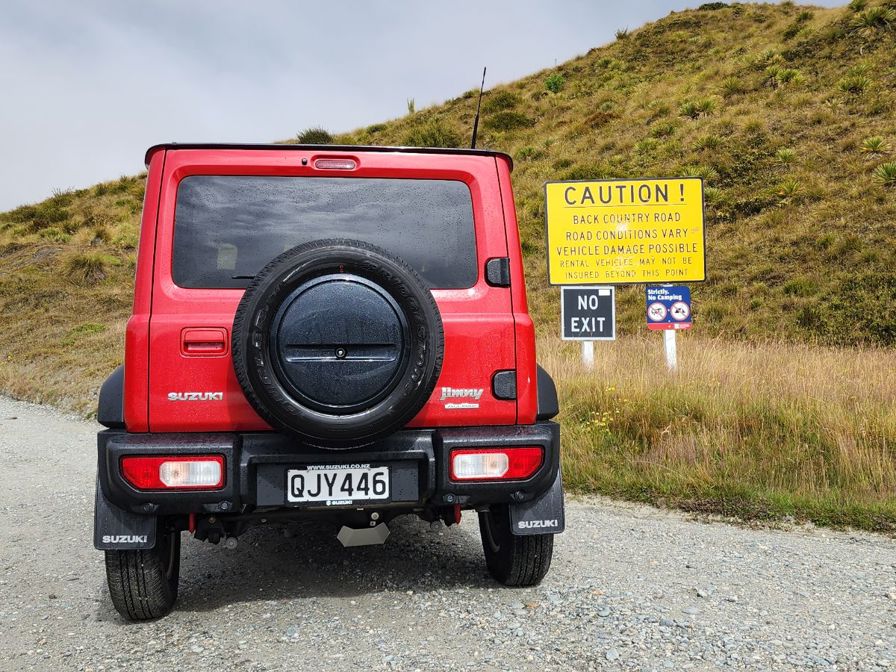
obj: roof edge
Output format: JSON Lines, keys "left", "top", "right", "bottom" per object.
{"left": 144, "top": 143, "right": 513, "bottom": 171}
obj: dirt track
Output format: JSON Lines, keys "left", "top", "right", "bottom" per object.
{"left": 1, "top": 396, "right": 894, "bottom": 671}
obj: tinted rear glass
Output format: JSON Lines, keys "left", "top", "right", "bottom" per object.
{"left": 173, "top": 176, "right": 477, "bottom": 289}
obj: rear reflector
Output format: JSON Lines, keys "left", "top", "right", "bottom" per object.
{"left": 121, "top": 455, "right": 225, "bottom": 491}
{"left": 314, "top": 158, "right": 357, "bottom": 170}
{"left": 449, "top": 447, "right": 543, "bottom": 482}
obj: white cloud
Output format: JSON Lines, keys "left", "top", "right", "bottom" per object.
{"left": 0, "top": 0, "right": 843, "bottom": 210}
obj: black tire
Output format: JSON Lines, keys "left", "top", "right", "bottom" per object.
{"left": 104, "top": 527, "right": 180, "bottom": 621}
{"left": 479, "top": 505, "right": 553, "bottom": 587}
{"left": 232, "top": 239, "right": 444, "bottom": 448}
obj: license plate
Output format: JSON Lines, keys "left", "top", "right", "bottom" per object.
{"left": 286, "top": 465, "right": 389, "bottom": 505}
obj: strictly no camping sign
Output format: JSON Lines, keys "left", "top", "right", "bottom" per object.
{"left": 544, "top": 177, "right": 706, "bottom": 285}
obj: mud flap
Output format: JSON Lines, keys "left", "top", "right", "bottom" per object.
{"left": 93, "top": 479, "right": 156, "bottom": 550}
{"left": 509, "top": 471, "right": 565, "bottom": 536}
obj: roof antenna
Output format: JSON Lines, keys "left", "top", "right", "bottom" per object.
{"left": 470, "top": 67, "right": 487, "bottom": 149}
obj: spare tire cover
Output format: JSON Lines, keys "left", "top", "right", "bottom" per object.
{"left": 232, "top": 239, "right": 444, "bottom": 448}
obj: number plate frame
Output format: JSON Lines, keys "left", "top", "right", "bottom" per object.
{"left": 285, "top": 464, "right": 390, "bottom": 505}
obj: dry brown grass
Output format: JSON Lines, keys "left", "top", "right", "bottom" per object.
{"left": 542, "top": 334, "right": 896, "bottom": 530}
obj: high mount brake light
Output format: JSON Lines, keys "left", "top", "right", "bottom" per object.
{"left": 121, "top": 455, "right": 225, "bottom": 490}
{"left": 449, "top": 447, "right": 543, "bottom": 482}
{"left": 313, "top": 158, "right": 357, "bottom": 170}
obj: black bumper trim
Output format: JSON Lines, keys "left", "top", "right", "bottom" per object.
{"left": 97, "top": 423, "right": 560, "bottom": 515}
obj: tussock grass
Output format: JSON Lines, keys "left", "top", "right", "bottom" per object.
{"left": 542, "top": 335, "right": 896, "bottom": 531}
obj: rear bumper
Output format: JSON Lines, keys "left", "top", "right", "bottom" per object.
{"left": 97, "top": 423, "right": 560, "bottom": 516}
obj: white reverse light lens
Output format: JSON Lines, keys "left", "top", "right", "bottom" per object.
{"left": 159, "top": 460, "right": 222, "bottom": 488}
{"left": 452, "top": 452, "right": 509, "bottom": 480}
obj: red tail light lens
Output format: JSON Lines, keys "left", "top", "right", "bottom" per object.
{"left": 121, "top": 455, "right": 225, "bottom": 490}
{"left": 449, "top": 447, "right": 543, "bottom": 482}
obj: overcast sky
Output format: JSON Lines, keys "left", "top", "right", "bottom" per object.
{"left": 1, "top": 0, "right": 842, "bottom": 211}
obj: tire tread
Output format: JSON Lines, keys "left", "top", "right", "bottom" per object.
{"left": 104, "top": 532, "right": 180, "bottom": 621}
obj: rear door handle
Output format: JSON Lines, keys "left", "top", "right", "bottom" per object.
{"left": 181, "top": 328, "right": 228, "bottom": 356}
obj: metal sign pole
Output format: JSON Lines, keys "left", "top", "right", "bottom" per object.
{"left": 582, "top": 340, "right": 594, "bottom": 370}
{"left": 663, "top": 329, "right": 677, "bottom": 371}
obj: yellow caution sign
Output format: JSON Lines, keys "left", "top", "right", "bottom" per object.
{"left": 545, "top": 178, "right": 705, "bottom": 285}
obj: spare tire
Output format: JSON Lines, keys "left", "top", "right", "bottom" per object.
{"left": 232, "top": 239, "right": 444, "bottom": 449}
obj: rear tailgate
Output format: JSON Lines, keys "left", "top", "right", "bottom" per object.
{"left": 144, "top": 148, "right": 519, "bottom": 432}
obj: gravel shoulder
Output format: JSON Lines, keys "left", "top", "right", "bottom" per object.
{"left": 0, "top": 396, "right": 894, "bottom": 671}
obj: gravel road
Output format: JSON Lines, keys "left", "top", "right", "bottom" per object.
{"left": 0, "top": 396, "right": 894, "bottom": 671}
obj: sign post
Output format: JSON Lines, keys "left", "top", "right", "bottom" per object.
{"left": 561, "top": 286, "right": 616, "bottom": 369}
{"left": 646, "top": 285, "right": 692, "bottom": 371}
{"left": 663, "top": 331, "right": 678, "bottom": 372}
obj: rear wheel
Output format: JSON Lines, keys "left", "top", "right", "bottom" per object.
{"left": 479, "top": 505, "right": 553, "bottom": 587}
{"left": 104, "top": 524, "right": 181, "bottom": 621}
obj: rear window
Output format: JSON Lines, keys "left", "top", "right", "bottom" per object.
{"left": 172, "top": 176, "right": 477, "bottom": 289}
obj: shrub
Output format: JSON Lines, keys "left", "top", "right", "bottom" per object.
{"left": 406, "top": 98, "right": 415, "bottom": 115}
{"left": 720, "top": 76, "right": 746, "bottom": 96}
{"left": 848, "top": 0, "right": 867, "bottom": 11}
{"left": 296, "top": 127, "right": 333, "bottom": 144}
{"left": 776, "top": 178, "right": 802, "bottom": 204}
{"left": 366, "top": 123, "right": 386, "bottom": 134}
{"left": 874, "top": 162, "right": 896, "bottom": 186}
{"left": 545, "top": 73, "right": 565, "bottom": 94}
{"left": 694, "top": 134, "right": 721, "bottom": 150}
{"left": 861, "top": 137, "right": 891, "bottom": 156}
{"left": 483, "top": 90, "right": 520, "bottom": 114}
{"left": 766, "top": 66, "right": 804, "bottom": 88}
{"left": 703, "top": 186, "right": 724, "bottom": 204}
{"left": 404, "top": 119, "right": 461, "bottom": 148}
{"left": 679, "top": 98, "right": 716, "bottom": 119}
{"left": 783, "top": 22, "right": 804, "bottom": 40}
{"left": 748, "top": 49, "right": 781, "bottom": 70}
{"left": 64, "top": 252, "right": 109, "bottom": 284}
{"left": 91, "top": 226, "right": 111, "bottom": 245}
{"left": 775, "top": 148, "right": 796, "bottom": 164}
{"left": 650, "top": 122, "right": 677, "bottom": 138}
{"left": 38, "top": 227, "right": 70, "bottom": 243}
{"left": 635, "top": 138, "right": 659, "bottom": 156}
{"left": 783, "top": 277, "right": 817, "bottom": 297}
{"left": 838, "top": 74, "right": 872, "bottom": 95}
{"left": 484, "top": 111, "right": 534, "bottom": 132}
{"left": 516, "top": 146, "right": 544, "bottom": 161}
{"left": 615, "top": 28, "right": 629, "bottom": 40}
{"left": 850, "top": 7, "right": 896, "bottom": 34}
{"left": 680, "top": 165, "right": 719, "bottom": 181}
{"left": 699, "top": 2, "right": 727, "bottom": 9}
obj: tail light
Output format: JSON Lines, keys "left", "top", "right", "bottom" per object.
{"left": 121, "top": 455, "right": 225, "bottom": 490}
{"left": 449, "top": 447, "right": 543, "bottom": 482}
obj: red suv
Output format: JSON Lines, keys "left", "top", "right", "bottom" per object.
{"left": 94, "top": 144, "right": 563, "bottom": 620}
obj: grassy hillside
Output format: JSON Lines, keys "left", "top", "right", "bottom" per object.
{"left": 1, "top": 2, "right": 894, "bottom": 529}
{"left": 324, "top": 1, "right": 896, "bottom": 347}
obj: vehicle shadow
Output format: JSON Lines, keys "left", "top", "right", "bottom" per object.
{"left": 174, "top": 514, "right": 494, "bottom": 612}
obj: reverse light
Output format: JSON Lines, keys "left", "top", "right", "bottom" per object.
{"left": 449, "top": 447, "right": 543, "bottom": 482}
{"left": 121, "top": 455, "right": 225, "bottom": 491}
{"left": 313, "top": 158, "right": 357, "bottom": 170}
